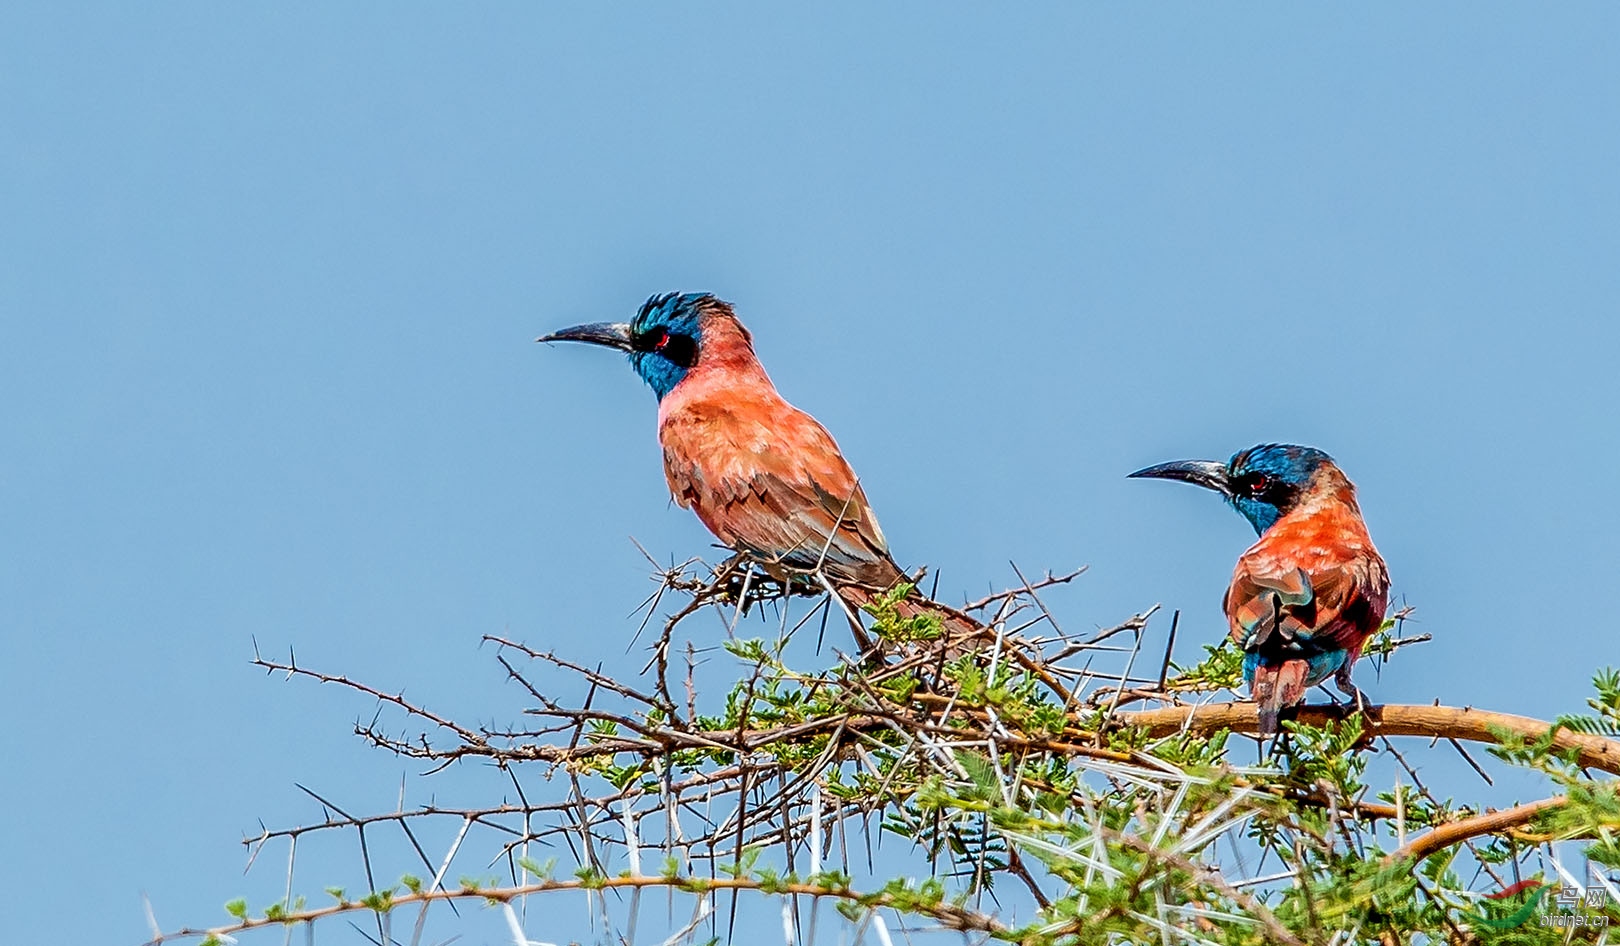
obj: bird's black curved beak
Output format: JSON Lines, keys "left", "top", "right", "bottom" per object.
{"left": 536, "top": 322, "right": 634, "bottom": 352}
{"left": 1128, "top": 459, "right": 1233, "bottom": 497}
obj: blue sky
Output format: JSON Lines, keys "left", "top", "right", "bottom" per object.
{"left": 2, "top": 4, "right": 1617, "bottom": 943}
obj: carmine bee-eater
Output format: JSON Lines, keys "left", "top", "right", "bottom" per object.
{"left": 1130, "top": 445, "right": 1390, "bottom": 735}
{"left": 539, "top": 292, "right": 910, "bottom": 598}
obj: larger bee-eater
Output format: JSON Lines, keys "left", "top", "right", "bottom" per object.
{"left": 540, "top": 291, "right": 1007, "bottom": 666}
{"left": 541, "top": 292, "right": 902, "bottom": 589}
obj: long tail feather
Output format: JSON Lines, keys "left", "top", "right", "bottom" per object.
{"left": 1251, "top": 660, "right": 1310, "bottom": 736}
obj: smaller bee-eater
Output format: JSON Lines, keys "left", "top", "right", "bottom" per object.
{"left": 1130, "top": 444, "right": 1390, "bottom": 735}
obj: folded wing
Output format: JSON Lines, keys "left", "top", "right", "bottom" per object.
{"left": 660, "top": 400, "right": 899, "bottom": 587}
{"left": 1226, "top": 547, "right": 1389, "bottom": 664}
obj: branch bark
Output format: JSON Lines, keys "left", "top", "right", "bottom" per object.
{"left": 1114, "top": 702, "right": 1620, "bottom": 776}
{"left": 1383, "top": 795, "right": 1567, "bottom": 866}
{"left": 144, "top": 873, "right": 1007, "bottom": 946}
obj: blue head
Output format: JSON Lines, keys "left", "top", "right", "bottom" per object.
{"left": 538, "top": 292, "right": 717, "bottom": 400}
{"left": 1129, "top": 444, "right": 1334, "bottom": 535}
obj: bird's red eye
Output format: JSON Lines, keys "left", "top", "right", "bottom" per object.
{"left": 1248, "top": 474, "right": 1269, "bottom": 493}
{"left": 654, "top": 330, "right": 670, "bottom": 350}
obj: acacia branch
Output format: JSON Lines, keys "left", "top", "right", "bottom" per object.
{"left": 142, "top": 873, "right": 1006, "bottom": 946}
{"left": 233, "top": 559, "right": 1607, "bottom": 946}
{"left": 1384, "top": 795, "right": 1568, "bottom": 866}
{"left": 1115, "top": 702, "right": 1620, "bottom": 776}
{"left": 251, "top": 650, "right": 482, "bottom": 744}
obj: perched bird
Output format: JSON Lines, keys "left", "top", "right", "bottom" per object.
{"left": 1130, "top": 445, "right": 1390, "bottom": 734}
{"left": 539, "top": 292, "right": 908, "bottom": 595}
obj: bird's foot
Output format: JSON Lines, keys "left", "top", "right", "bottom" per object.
{"left": 1333, "top": 670, "right": 1370, "bottom": 717}
{"left": 713, "top": 553, "right": 822, "bottom": 604}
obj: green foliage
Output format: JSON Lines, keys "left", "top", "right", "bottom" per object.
{"left": 1164, "top": 638, "right": 1245, "bottom": 692}
{"left": 359, "top": 889, "right": 394, "bottom": 912}
{"left": 718, "top": 847, "right": 762, "bottom": 878}
{"left": 517, "top": 855, "right": 555, "bottom": 879}
{"left": 1152, "top": 726, "right": 1231, "bottom": 767}
{"left": 861, "top": 583, "right": 943, "bottom": 642}
{"left": 723, "top": 637, "right": 772, "bottom": 663}
{"left": 1357, "top": 614, "right": 1408, "bottom": 659}
{"left": 1487, "top": 721, "right": 1584, "bottom": 775}
{"left": 1536, "top": 780, "right": 1620, "bottom": 866}
{"left": 1555, "top": 667, "right": 1620, "bottom": 737}
{"left": 183, "top": 587, "right": 1620, "bottom": 945}
{"left": 1279, "top": 715, "right": 1368, "bottom": 797}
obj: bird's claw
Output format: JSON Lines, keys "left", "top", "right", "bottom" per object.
{"left": 1333, "top": 670, "right": 1369, "bottom": 717}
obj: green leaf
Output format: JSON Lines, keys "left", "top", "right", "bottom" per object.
{"left": 517, "top": 855, "right": 555, "bottom": 879}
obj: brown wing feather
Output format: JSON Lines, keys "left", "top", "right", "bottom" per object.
{"left": 660, "top": 399, "right": 897, "bottom": 585}
{"left": 1226, "top": 534, "right": 1389, "bottom": 656}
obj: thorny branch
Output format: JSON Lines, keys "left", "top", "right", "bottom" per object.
{"left": 142, "top": 874, "right": 1007, "bottom": 946}
{"left": 156, "top": 554, "right": 1620, "bottom": 945}
{"left": 1117, "top": 702, "right": 1620, "bottom": 777}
